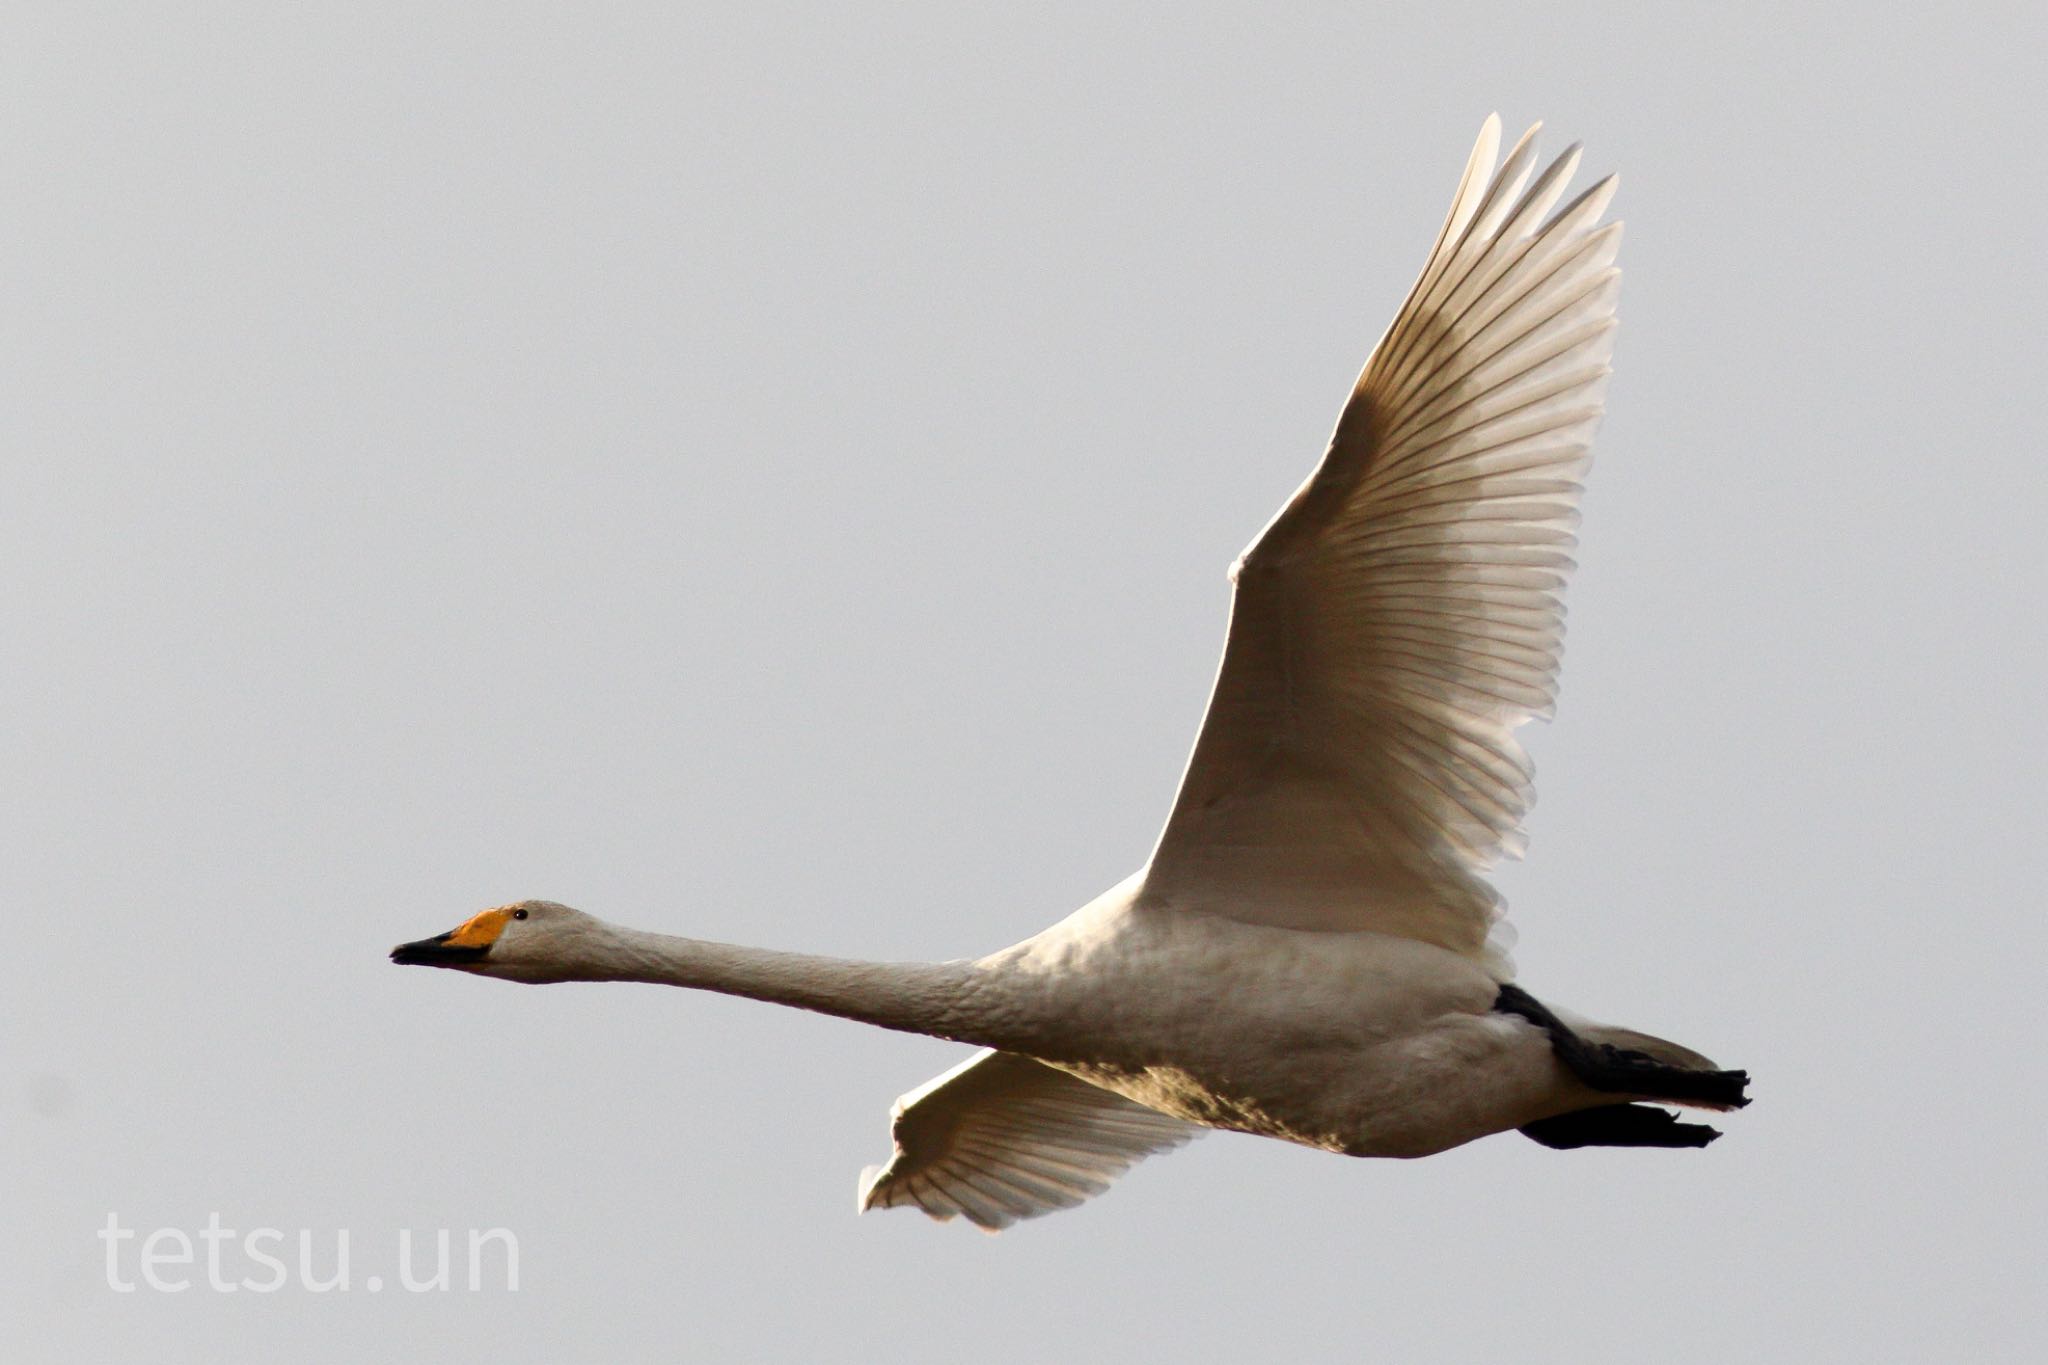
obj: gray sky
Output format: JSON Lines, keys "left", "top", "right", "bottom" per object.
{"left": 7, "top": 3, "right": 2044, "bottom": 1361}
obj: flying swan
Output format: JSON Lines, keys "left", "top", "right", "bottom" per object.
{"left": 394, "top": 116, "right": 1750, "bottom": 1230}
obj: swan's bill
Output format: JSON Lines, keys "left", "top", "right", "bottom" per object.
{"left": 391, "top": 906, "right": 515, "bottom": 967}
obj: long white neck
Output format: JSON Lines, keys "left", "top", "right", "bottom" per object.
{"left": 570, "top": 924, "right": 1003, "bottom": 1045}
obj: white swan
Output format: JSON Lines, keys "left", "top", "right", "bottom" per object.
{"left": 394, "top": 116, "right": 1748, "bottom": 1230}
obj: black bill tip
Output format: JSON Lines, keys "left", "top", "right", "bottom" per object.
{"left": 390, "top": 931, "right": 491, "bottom": 967}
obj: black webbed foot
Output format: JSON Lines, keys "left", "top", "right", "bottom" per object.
{"left": 1590, "top": 1044, "right": 1751, "bottom": 1109}
{"left": 1520, "top": 1104, "right": 1721, "bottom": 1150}
{"left": 1493, "top": 984, "right": 1750, "bottom": 1110}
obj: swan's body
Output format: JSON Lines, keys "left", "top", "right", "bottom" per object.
{"left": 395, "top": 117, "right": 1748, "bottom": 1229}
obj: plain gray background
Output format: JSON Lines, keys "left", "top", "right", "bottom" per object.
{"left": 7, "top": 3, "right": 2044, "bottom": 1361}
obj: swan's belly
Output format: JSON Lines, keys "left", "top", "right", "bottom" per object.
{"left": 995, "top": 909, "right": 1588, "bottom": 1157}
{"left": 1061, "top": 1010, "right": 1578, "bottom": 1157}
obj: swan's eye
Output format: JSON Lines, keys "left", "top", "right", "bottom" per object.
{"left": 512, "top": 908, "right": 529, "bottom": 921}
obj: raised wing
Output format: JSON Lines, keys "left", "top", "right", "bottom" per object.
{"left": 858, "top": 1049, "right": 1199, "bottom": 1231}
{"left": 1142, "top": 117, "right": 1620, "bottom": 969}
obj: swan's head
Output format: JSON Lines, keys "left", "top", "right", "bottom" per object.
{"left": 390, "top": 900, "right": 608, "bottom": 983}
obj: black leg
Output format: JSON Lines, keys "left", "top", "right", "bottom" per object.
{"left": 1520, "top": 1103, "right": 1721, "bottom": 1150}
{"left": 1493, "top": 984, "right": 1750, "bottom": 1109}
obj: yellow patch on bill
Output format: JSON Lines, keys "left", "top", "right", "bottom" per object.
{"left": 444, "top": 907, "right": 513, "bottom": 948}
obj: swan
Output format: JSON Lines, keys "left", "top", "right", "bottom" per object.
{"left": 393, "top": 116, "right": 1749, "bottom": 1230}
